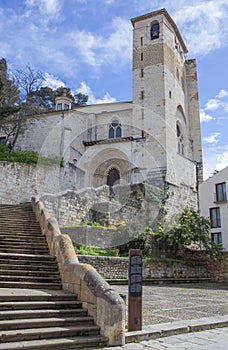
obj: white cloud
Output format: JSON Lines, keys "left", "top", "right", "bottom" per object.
{"left": 200, "top": 110, "right": 214, "bottom": 122}
{"left": 203, "top": 132, "right": 220, "bottom": 144}
{"left": 25, "top": 0, "right": 61, "bottom": 19}
{"left": 204, "top": 89, "right": 228, "bottom": 113}
{"left": 70, "top": 17, "right": 132, "bottom": 70}
{"left": 43, "top": 72, "right": 65, "bottom": 89}
{"left": 76, "top": 81, "right": 117, "bottom": 104}
{"left": 172, "top": 0, "right": 228, "bottom": 56}
{"left": 216, "top": 89, "right": 228, "bottom": 99}
{"left": 216, "top": 152, "right": 228, "bottom": 171}
{"left": 205, "top": 99, "right": 221, "bottom": 111}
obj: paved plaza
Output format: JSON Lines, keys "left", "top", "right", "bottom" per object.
{"left": 112, "top": 283, "right": 228, "bottom": 325}
{"left": 104, "top": 283, "right": 228, "bottom": 350}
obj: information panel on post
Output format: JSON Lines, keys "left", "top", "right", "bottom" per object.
{"left": 128, "top": 249, "right": 142, "bottom": 331}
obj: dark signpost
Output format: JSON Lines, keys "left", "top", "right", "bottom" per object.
{"left": 128, "top": 249, "right": 142, "bottom": 331}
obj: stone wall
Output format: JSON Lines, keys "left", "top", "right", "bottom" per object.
{"left": 0, "top": 161, "right": 77, "bottom": 205}
{"left": 207, "top": 253, "right": 228, "bottom": 283}
{"left": 77, "top": 255, "right": 209, "bottom": 280}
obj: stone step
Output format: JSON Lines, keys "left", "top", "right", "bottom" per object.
{"left": 0, "top": 291, "right": 78, "bottom": 303}
{"left": 0, "top": 235, "right": 46, "bottom": 243}
{"left": 0, "top": 269, "right": 60, "bottom": 278}
{"left": 0, "top": 230, "right": 42, "bottom": 235}
{"left": 0, "top": 308, "right": 87, "bottom": 319}
{"left": 0, "top": 203, "right": 107, "bottom": 349}
{"left": 0, "top": 334, "right": 108, "bottom": 350}
{"left": 0, "top": 316, "right": 95, "bottom": 330}
{"left": 0, "top": 324, "right": 100, "bottom": 342}
{"left": 0, "top": 252, "right": 56, "bottom": 262}
{"left": 0, "top": 247, "right": 50, "bottom": 255}
{"left": 0, "top": 223, "right": 41, "bottom": 234}
{"left": 0, "top": 281, "right": 62, "bottom": 289}
{"left": 0, "top": 240, "right": 47, "bottom": 247}
{"left": 0, "top": 274, "right": 61, "bottom": 284}
{"left": 0, "top": 232, "right": 45, "bottom": 238}
{"left": 0, "top": 263, "right": 58, "bottom": 271}
{"left": 0, "top": 296, "right": 83, "bottom": 312}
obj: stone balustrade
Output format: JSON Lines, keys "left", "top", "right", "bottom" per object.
{"left": 31, "top": 196, "right": 125, "bottom": 346}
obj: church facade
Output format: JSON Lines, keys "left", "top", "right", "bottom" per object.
{"left": 15, "top": 9, "right": 203, "bottom": 221}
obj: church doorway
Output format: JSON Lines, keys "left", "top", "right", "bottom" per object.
{"left": 106, "top": 167, "right": 120, "bottom": 187}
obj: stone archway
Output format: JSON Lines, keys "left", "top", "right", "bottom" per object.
{"left": 93, "top": 158, "right": 130, "bottom": 188}
{"left": 106, "top": 167, "right": 120, "bottom": 187}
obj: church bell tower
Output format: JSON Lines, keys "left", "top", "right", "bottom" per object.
{"left": 131, "top": 9, "right": 203, "bottom": 215}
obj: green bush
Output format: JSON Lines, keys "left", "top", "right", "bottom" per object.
{"left": 0, "top": 144, "right": 62, "bottom": 166}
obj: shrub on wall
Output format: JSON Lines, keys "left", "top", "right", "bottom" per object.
{"left": 0, "top": 144, "right": 62, "bottom": 166}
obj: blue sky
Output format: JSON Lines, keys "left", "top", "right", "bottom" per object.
{"left": 0, "top": 0, "right": 227, "bottom": 179}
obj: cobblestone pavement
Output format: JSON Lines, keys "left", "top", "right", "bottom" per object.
{"left": 86, "top": 284, "right": 228, "bottom": 350}
{"left": 104, "top": 327, "right": 228, "bottom": 349}
{"left": 112, "top": 284, "right": 228, "bottom": 325}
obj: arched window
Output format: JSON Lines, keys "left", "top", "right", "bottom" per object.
{"left": 109, "top": 120, "right": 122, "bottom": 139}
{"left": 107, "top": 167, "right": 120, "bottom": 187}
{"left": 151, "top": 22, "right": 159, "bottom": 40}
{"left": 176, "top": 123, "right": 184, "bottom": 156}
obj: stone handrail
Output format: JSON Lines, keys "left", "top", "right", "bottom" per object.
{"left": 31, "top": 197, "right": 125, "bottom": 346}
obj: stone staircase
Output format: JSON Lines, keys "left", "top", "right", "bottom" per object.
{"left": 0, "top": 203, "right": 108, "bottom": 349}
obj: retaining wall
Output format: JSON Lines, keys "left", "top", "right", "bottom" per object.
{"left": 77, "top": 255, "right": 209, "bottom": 280}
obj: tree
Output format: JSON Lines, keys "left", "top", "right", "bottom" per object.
{"left": 73, "top": 92, "right": 88, "bottom": 106}
{"left": 156, "top": 208, "right": 223, "bottom": 259}
{"left": 0, "top": 59, "right": 89, "bottom": 148}
{"left": 30, "top": 86, "right": 88, "bottom": 109}
{"left": 0, "top": 59, "right": 21, "bottom": 144}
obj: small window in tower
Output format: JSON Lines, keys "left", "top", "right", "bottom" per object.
{"left": 151, "top": 22, "right": 159, "bottom": 40}
{"left": 176, "top": 123, "right": 184, "bottom": 156}
{"left": 109, "top": 120, "right": 122, "bottom": 139}
{"left": 141, "top": 91, "right": 144, "bottom": 100}
{"left": 141, "top": 52, "right": 143, "bottom": 61}
{"left": 141, "top": 68, "right": 144, "bottom": 78}
{"left": 57, "top": 103, "right": 62, "bottom": 111}
{"left": 169, "top": 91, "right": 172, "bottom": 99}
{"left": 176, "top": 68, "right": 179, "bottom": 80}
{"left": 64, "top": 104, "right": 69, "bottom": 110}
{"left": 140, "top": 37, "right": 143, "bottom": 46}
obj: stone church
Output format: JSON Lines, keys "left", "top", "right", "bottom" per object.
{"left": 15, "top": 8, "right": 202, "bottom": 224}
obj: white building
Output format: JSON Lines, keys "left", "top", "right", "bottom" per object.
{"left": 199, "top": 166, "right": 228, "bottom": 251}
{"left": 1, "top": 9, "right": 203, "bottom": 224}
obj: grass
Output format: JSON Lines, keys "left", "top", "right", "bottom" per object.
{"left": 0, "top": 144, "right": 62, "bottom": 165}
{"left": 74, "top": 245, "right": 120, "bottom": 257}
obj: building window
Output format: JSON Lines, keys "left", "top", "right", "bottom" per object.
{"left": 211, "top": 232, "right": 222, "bottom": 245}
{"left": 141, "top": 68, "right": 144, "bottom": 78}
{"left": 176, "top": 123, "right": 184, "bottom": 155}
{"left": 0, "top": 136, "right": 6, "bottom": 145}
{"left": 141, "top": 52, "right": 143, "bottom": 61}
{"left": 151, "top": 22, "right": 159, "bottom": 40}
{"left": 140, "top": 37, "right": 143, "bottom": 46}
{"left": 169, "top": 91, "right": 172, "bottom": 99}
{"left": 216, "top": 182, "right": 227, "bottom": 202}
{"left": 141, "top": 91, "right": 144, "bottom": 100}
{"left": 64, "top": 104, "right": 69, "bottom": 110}
{"left": 109, "top": 120, "right": 122, "bottom": 139}
{"left": 176, "top": 68, "right": 179, "bottom": 80}
{"left": 57, "top": 103, "right": 62, "bottom": 111}
{"left": 210, "top": 207, "right": 221, "bottom": 228}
